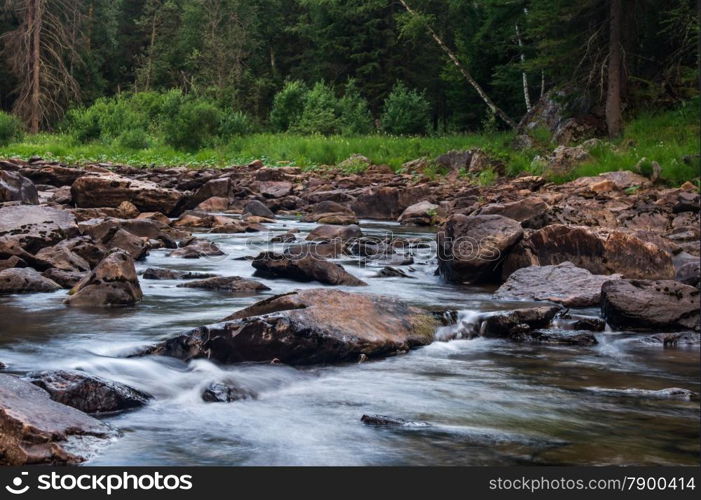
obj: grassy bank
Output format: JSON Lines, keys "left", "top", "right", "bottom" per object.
{"left": 0, "top": 105, "right": 698, "bottom": 186}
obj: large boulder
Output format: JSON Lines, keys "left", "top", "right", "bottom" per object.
{"left": 65, "top": 250, "right": 143, "bottom": 307}
{"left": 494, "top": 262, "right": 621, "bottom": 307}
{"left": 502, "top": 225, "right": 675, "bottom": 280}
{"left": 252, "top": 251, "right": 366, "bottom": 286}
{"left": 0, "top": 268, "right": 61, "bottom": 294}
{"left": 437, "top": 215, "right": 524, "bottom": 284}
{"left": 24, "top": 370, "right": 150, "bottom": 415}
{"left": 71, "top": 173, "right": 186, "bottom": 216}
{"left": 143, "top": 289, "right": 440, "bottom": 365}
{"left": 601, "top": 279, "right": 700, "bottom": 332}
{"left": 0, "top": 374, "right": 113, "bottom": 465}
{"left": 0, "top": 170, "right": 39, "bottom": 204}
{"left": 0, "top": 205, "right": 79, "bottom": 254}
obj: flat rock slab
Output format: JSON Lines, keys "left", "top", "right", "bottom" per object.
{"left": 143, "top": 288, "right": 440, "bottom": 365}
{"left": 0, "top": 267, "right": 61, "bottom": 294}
{"left": 177, "top": 276, "right": 271, "bottom": 294}
{"left": 252, "top": 251, "right": 367, "bottom": 286}
{"left": 494, "top": 262, "right": 620, "bottom": 307}
{"left": 0, "top": 374, "right": 114, "bottom": 465}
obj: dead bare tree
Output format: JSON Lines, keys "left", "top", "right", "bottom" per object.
{"left": 515, "top": 22, "right": 531, "bottom": 112}
{"left": 397, "top": 0, "right": 517, "bottom": 129}
{"left": 1, "top": 0, "right": 82, "bottom": 133}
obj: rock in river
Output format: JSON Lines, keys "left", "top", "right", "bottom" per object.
{"left": 494, "top": 262, "right": 620, "bottom": 307}
{"left": 24, "top": 370, "right": 151, "bottom": 415}
{"left": 437, "top": 214, "right": 524, "bottom": 284}
{"left": 601, "top": 279, "right": 700, "bottom": 332}
{"left": 0, "top": 205, "right": 79, "bottom": 254}
{"left": 65, "top": 250, "right": 143, "bottom": 307}
{"left": 177, "top": 276, "right": 271, "bottom": 294}
{"left": 252, "top": 251, "right": 367, "bottom": 286}
{"left": 0, "top": 267, "right": 61, "bottom": 294}
{"left": 501, "top": 225, "right": 675, "bottom": 280}
{"left": 0, "top": 374, "right": 114, "bottom": 465}
{"left": 142, "top": 289, "right": 440, "bottom": 365}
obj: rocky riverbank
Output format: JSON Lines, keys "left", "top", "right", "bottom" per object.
{"left": 1, "top": 154, "right": 699, "bottom": 464}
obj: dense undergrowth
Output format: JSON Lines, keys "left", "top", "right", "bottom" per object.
{"left": 0, "top": 100, "right": 698, "bottom": 187}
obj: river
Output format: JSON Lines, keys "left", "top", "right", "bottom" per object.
{"left": 0, "top": 217, "right": 698, "bottom": 465}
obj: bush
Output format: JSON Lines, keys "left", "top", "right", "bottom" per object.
{"left": 293, "top": 82, "right": 340, "bottom": 135}
{"left": 381, "top": 82, "right": 431, "bottom": 135}
{"left": 0, "top": 111, "right": 24, "bottom": 146}
{"left": 163, "top": 99, "right": 222, "bottom": 151}
{"left": 115, "top": 128, "right": 150, "bottom": 150}
{"left": 338, "top": 80, "right": 374, "bottom": 135}
{"left": 270, "top": 81, "right": 308, "bottom": 132}
{"left": 220, "top": 111, "right": 255, "bottom": 137}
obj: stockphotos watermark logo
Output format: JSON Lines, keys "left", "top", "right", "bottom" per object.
{"left": 4, "top": 471, "right": 193, "bottom": 496}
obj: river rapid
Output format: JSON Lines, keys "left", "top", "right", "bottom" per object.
{"left": 0, "top": 216, "right": 698, "bottom": 466}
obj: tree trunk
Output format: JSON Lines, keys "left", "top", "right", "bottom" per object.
{"left": 29, "top": 0, "right": 43, "bottom": 134}
{"left": 606, "top": 0, "right": 623, "bottom": 138}
{"left": 398, "top": 0, "right": 516, "bottom": 129}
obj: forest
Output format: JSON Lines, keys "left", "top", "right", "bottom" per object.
{"left": 0, "top": 0, "right": 699, "bottom": 180}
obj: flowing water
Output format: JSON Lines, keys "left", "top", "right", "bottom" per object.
{"left": 0, "top": 217, "right": 699, "bottom": 466}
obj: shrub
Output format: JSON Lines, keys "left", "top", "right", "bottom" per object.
{"left": 338, "top": 80, "right": 374, "bottom": 135}
{"left": 163, "top": 99, "right": 223, "bottom": 151}
{"left": 270, "top": 81, "right": 308, "bottom": 132}
{"left": 220, "top": 111, "right": 255, "bottom": 137}
{"left": 381, "top": 82, "right": 431, "bottom": 135}
{"left": 0, "top": 111, "right": 24, "bottom": 146}
{"left": 293, "top": 82, "right": 340, "bottom": 135}
{"left": 115, "top": 128, "right": 150, "bottom": 150}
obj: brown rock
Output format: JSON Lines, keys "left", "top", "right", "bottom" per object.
{"left": 25, "top": 370, "right": 150, "bottom": 415}
{"left": 601, "top": 279, "right": 700, "bottom": 332}
{"left": 437, "top": 214, "right": 524, "bottom": 284}
{"left": 65, "top": 250, "right": 143, "bottom": 307}
{"left": 71, "top": 174, "right": 185, "bottom": 215}
{"left": 0, "top": 374, "right": 114, "bottom": 465}
{"left": 306, "top": 224, "right": 362, "bottom": 243}
{"left": 494, "top": 262, "right": 621, "bottom": 307}
{"left": 0, "top": 170, "right": 38, "bottom": 204}
{"left": 0, "top": 268, "right": 61, "bottom": 294}
{"left": 502, "top": 225, "right": 675, "bottom": 280}
{"left": 252, "top": 251, "right": 366, "bottom": 286}
{"left": 177, "top": 276, "right": 271, "bottom": 294}
{"left": 145, "top": 289, "right": 439, "bottom": 365}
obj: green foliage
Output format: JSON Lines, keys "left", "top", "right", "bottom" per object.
{"left": 381, "top": 82, "right": 431, "bottom": 135}
{"left": 220, "top": 111, "right": 256, "bottom": 137}
{"left": 115, "top": 128, "right": 151, "bottom": 150}
{"left": 270, "top": 81, "right": 308, "bottom": 132}
{"left": 0, "top": 111, "right": 24, "bottom": 146}
{"left": 550, "top": 100, "right": 700, "bottom": 186}
{"left": 163, "top": 99, "right": 223, "bottom": 151}
{"left": 270, "top": 80, "right": 373, "bottom": 136}
{"left": 293, "top": 82, "right": 341, "bottom": 135}
{"left": 337, "top": 80, "right": 374, "bottom": 135}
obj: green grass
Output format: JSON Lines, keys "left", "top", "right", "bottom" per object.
{"left": 0, "top": 131, "right": 527, "bottom": 171}
{"left": 560, "top": 101, "right": 700, "bottom": 186}
{"left": 0, "top": 103, "right": 698, "bottom": 186}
